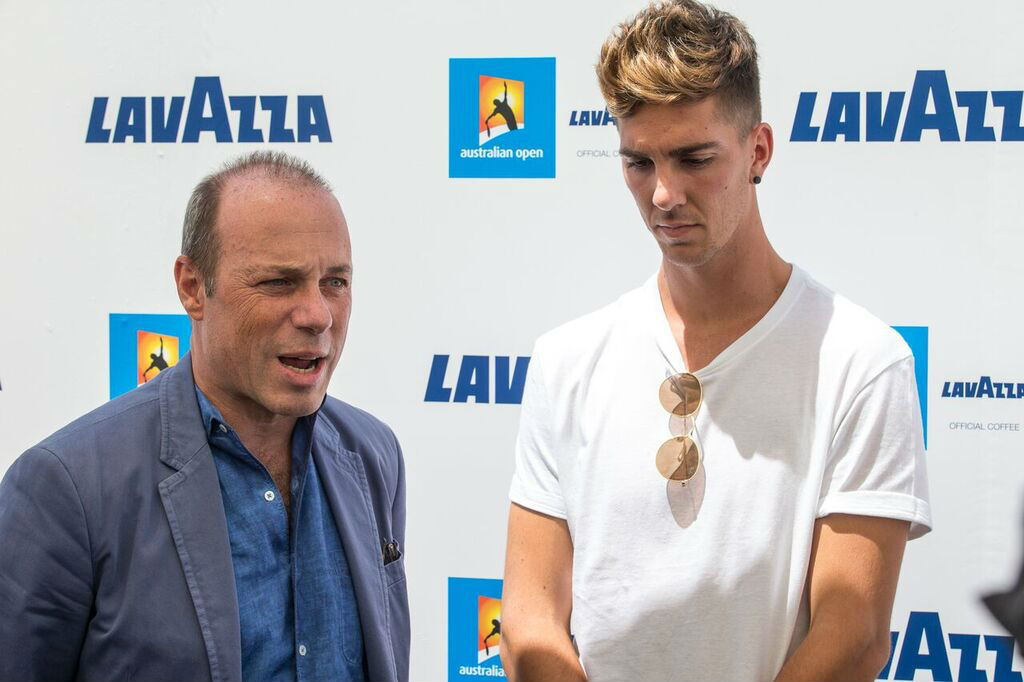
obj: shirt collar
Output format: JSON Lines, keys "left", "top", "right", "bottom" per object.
{"left": 192, "top": 386, "right": 321, "bottom": 439}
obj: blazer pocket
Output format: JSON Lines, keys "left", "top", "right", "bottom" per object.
{"left": 384, "top": 553, "right": 406, "bottom": 587}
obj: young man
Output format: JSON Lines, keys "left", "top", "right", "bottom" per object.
{"left": 500, "top": 2, "right": 931, "bottom": 681}
{"left": 0, "top": 152, "right": 409, "bottom": 681}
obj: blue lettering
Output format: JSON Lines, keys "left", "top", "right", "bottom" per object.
{"left": 1018, "top": 383, "right": 1024, "bottom": 398}
{"left": 424, "top": 354, "right": 452, "bottom": 402}
{"left": 941, "top": 382, "right": 952, "bottom": 397}
{"left": 112, "top": 97, "right": 146, "bottom": 143}
{"left": 85, "top": 97, "right": 111, "bottom": 143}
{"left": 790, "top": 92, "right": 820, "bottom": 141}
{"left": 453, "top": 356, "right": 489, "bottom": 403}
{"left": 956, "top": 91, "right": 997, "bottom": 141}
{"left": 261, "top": 96, "right": 295, "bottom": 143}
{"left": 569, "top": 110, "right": 580, "bottom": 126}
{"left": 965, "top": 381, "right": 978, "bottom": 398}
{"left": 822, "top": 92, "right": 860, "bottom": 141}
{"left": 297, "top": 95, "right": 332, "bottom": 142}
{"left": 866, "top": 92, "right": 905, "bottom": 142}
{"left": 182, "top": 76, "right": 233, "bottom": 143}
{"left": 948, "top": 633, "right": 986, "bottom": 682}
{"left": 901, "top": 70, "right": 960, "bottom": 142}
{"left": 978, "top": 375, "right": 995, "bottom": 398}
{"left": 151, "top": 96, "right": 185, "bottom": 143}
{"left": 985, "top": 635, "right": 1024, "bottom": 682}
{"left": 495, "top": 356, "right": 530, "bottom": 404}
{"left": 991, "top": 91, "right": 1024, "bottom": 141}
{"left": 229, "top": 96, "right": 262, "bottom": 143}
{"left": 894, "top": 612, "right": 952, "bottom": 681}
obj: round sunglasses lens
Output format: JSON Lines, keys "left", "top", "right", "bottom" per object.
{"left": 659, "top": 373, "right": 702, "bottom": 416}
{"left": 655, "top": 436, "right": 701, "bottom": 481}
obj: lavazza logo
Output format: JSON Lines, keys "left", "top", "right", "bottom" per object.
{"left": 877, "top": 611, "right": 1023, "bottom": 682}
{"left": 86, "top": 76, "right": 332, "bottom": 143}
{"left": 567, "top": 105, "right": 620, "bottom": 160}
{"left": 424, "top": 355, "right": 530, "bottom": 405}
{"left": 942, "top": 374, "right": 1022, "bottom": 434}
{"left": 791, "top": 69, "right": 1024, "bottom": 142}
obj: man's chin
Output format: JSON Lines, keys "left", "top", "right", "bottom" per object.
{"left": 660, "top": 242, "right": 716, "bottom": 268}
{"left": 264, "top": 388, "right": 328, "bottom": 418}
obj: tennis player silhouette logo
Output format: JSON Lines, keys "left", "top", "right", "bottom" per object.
{"left": 483, "top": 618, "right": 501, "bottom": 655}
{"left": 142, "top": 336, "right": 170, "bottom": 382}
{"left": 485, "top": 82, "right": 518, "bottom": 138}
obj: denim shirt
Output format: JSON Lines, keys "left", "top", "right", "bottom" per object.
{"left": 195, "top": 388, "right": 365, "bottom": 682}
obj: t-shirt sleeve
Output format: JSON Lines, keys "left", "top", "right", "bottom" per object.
{"left": 818, "top": 354, "right": 932, "bottom": 539}
{"left": 508, "top": 348, "right": 568, "bottom": 519}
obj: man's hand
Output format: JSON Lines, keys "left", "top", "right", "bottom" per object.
{"left": 775, "top": 514, "right": 909, "bottom": 682}
{"left": 500, "top": 503, "right": 586, "bottom": 682}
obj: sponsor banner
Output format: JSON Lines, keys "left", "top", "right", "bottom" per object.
{"left": 449, "top": 58, "right": 556, "bottom": 178}
{"left": 449, "top": 577, "right": 506, "bottom": 681}
{"left": 790, "top": 70, "right": 1024, "bottom": 142}
{"left": 879, "top": 611, "right": 1023, "bottom": 681}
{"left": 425, "top": 355, "right": 530, "bottom": 404}
{"left": 86, "top": 76, "right": 332, "bottom": 144}
{"left": 109, "top": 314, "right": 192, "bottom": 399}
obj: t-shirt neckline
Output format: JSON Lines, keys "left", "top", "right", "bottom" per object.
{"left": 646, "top": 263, "right": 806, "bottom": 378}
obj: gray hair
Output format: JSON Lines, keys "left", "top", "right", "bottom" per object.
{"left": 181, "top": 151, "right": 333, "bottom": 296}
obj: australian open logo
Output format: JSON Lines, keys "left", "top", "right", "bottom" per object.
{"left": 109, "top": 314, "right": 192, "bottom": 398}
{"left": 448, "top": 578, "right": 506, "bottom": 681}
{"left": 449, "top": 58, "right": 556, "bottom": 178}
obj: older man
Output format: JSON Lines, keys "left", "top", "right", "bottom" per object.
{"left": 0, "top": 152, "right": 409, "bottom": 681}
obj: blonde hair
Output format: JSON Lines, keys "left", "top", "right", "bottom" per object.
{"left": 597, "top": 0, "right": 761, "bottom": 131}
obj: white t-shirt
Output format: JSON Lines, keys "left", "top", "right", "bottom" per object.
{"left": 509, "top": 265, "right": 932, "bottom": 682}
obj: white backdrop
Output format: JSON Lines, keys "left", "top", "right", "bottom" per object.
{"left": 2, "top": 1, "right": 1023, "bottom": 680}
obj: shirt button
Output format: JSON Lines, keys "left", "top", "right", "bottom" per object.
{"left": 298, "top": 644, "right": 307, "bottom": 656}
{"left": 218, "top": 424, "right": 227, "bottom": 433}
{"left": 264, "top": 490, "right": 276, "bottom": 502}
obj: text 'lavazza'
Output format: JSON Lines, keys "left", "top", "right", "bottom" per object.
{"left": 791, "top": 70, "right": 1024, "bottom": 142}
{"left": 86, "top": 76, "right": 332, "bottom": 143}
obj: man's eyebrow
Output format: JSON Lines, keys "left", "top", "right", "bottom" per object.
{"left": 668, "top": 141, "right": 721, "bottom": 158}
{"left": 619, "top": 142, "right": 721, "bottom": 158}
{"left": 240, "top": 263, "right": 352, "bottom": 278}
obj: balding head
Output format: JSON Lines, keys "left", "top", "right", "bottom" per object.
{"left": 181, "top": 151, "right": 333, "bottom": 296}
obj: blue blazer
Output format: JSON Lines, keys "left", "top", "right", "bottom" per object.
{"left": 0, "top": 354, "right": 409, "bottom": 681}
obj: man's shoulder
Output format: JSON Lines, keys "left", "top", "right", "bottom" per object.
{"left": 34, "top": 377, "right": 163, "bottom": 460}
{"left": 799, "top": 271, "right": 914, "bottom": 373}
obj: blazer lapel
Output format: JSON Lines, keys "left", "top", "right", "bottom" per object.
{"left": 313, "top": 420, "right": 397, "bottom": 682}
{"left": 156, "top": 355, "right": 242, "bottom": 682}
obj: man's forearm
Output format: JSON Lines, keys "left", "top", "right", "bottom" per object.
{"left": 775, "top": 616, "right": 889, "bottom": 682}
{"left": 502, "top": 630, "right": 586, "bottom": 682}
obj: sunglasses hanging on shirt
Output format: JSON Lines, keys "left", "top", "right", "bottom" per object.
{"left": 656, "top": 372, "right": 703, "bottom": 485}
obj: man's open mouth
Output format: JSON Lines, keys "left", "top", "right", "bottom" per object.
{"left": 278, "top": 356, "right": 323, "bottom": 374}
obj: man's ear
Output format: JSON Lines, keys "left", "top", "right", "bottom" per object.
{"left": 750, "top": 121, "right": 774, "bottom": 179}
{"left": 175, "top": 256, "right": 206, "bottom": 321}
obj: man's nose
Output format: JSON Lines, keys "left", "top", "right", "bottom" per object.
{"left": 292, "top": 284, "right": 333, "bottom": 334}
{"left": 652, "top": 170, "right": 687, "bottom": 212}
